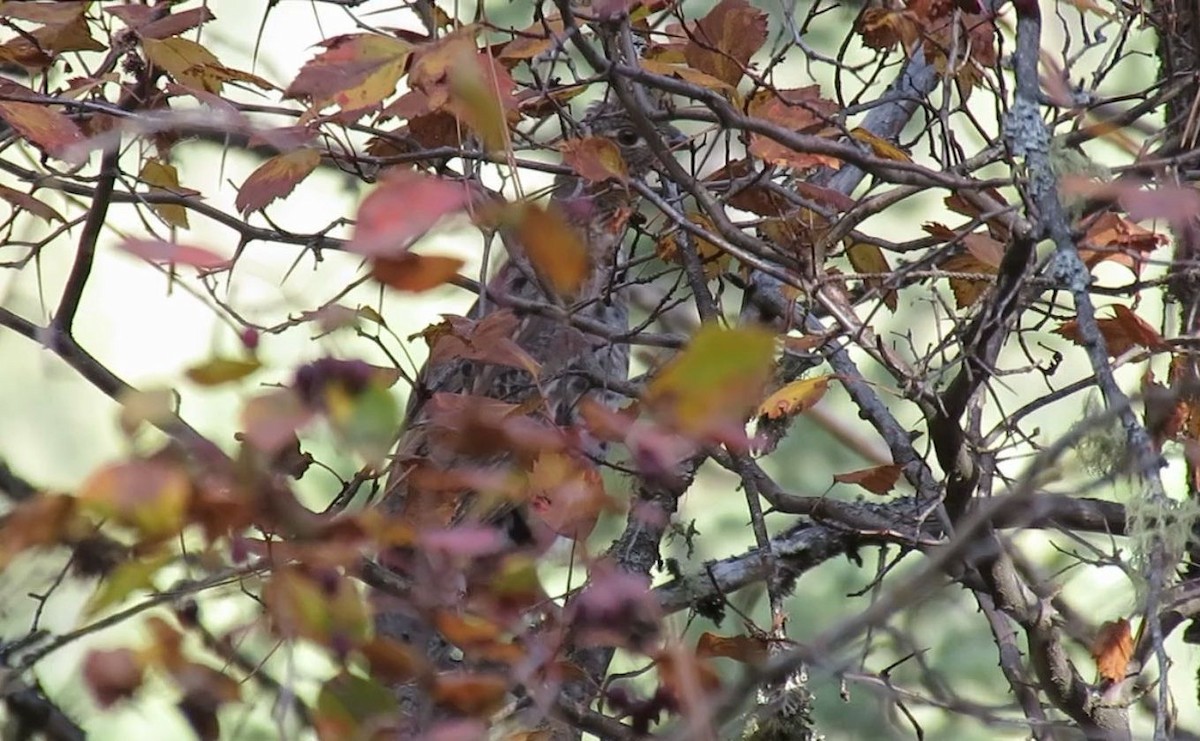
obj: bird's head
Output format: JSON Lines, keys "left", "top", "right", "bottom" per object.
{"left": 578, "top": 101, "right": 688, "bottom": 177}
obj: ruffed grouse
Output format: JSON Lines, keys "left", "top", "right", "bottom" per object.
{"left": 380, "top": 103, "right": 684, "bottom": 544}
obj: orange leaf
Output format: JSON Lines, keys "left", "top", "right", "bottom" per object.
{"left": 684, "top": 0, "right": 768, "bottom": 86}
{"left": 371, "top": 253, "right": 464, "bottom": 292}
{"left": 431, "top": 673, "right": 509, "bottom": 716}
{"left": 696, "top": 632, "right": 769, "bottom": 664}
{"left": 757, "top": 375, "right": 832, "bottom": 420}
{"left": 1090, "top": 618, "right": 1133, "bottom": 682}
{"left": 498, "top": 16, "right": 566, "bottom": 63}
{"left": 833, "top": 463, "right": 903, "bottom": 495}
{"left": 559, "top": 136, "right": 629, "bottom": 183}
{"left": 235, "top": 148, "right": 321, "bottom": 214}
{"left": 347, "top": 170, "right": 472, "bottom": 257}
{"left": 510, "top": 203, "right": 589, "bottom": 295}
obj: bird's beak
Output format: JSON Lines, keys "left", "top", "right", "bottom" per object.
{"left": 663, "top": 125, "right": 691, "bottom": 152}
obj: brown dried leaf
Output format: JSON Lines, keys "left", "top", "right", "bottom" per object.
{"left": 833, "top": 464, "right": 903, "bottom": 495}
{"left": 696, "top": 632, "right": 769, "bottom": 664}
{"left": 846, "top": 242, "right": 897, "bottom": 311}
{"left": 684, "top": 0, "right": 768, "bottom": 86}
{"left": 0, "top": 183, "right": 64, "bottom": 223}
{"left": 1055, "top": 304, "right": 1166, "bottom": 357}
{"left": 1090, "top": 618, "right": 1133, "bottom": 682}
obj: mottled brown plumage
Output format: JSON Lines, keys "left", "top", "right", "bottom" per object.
{"left": 380, "top": 103, "right": 683, "bottom": 542}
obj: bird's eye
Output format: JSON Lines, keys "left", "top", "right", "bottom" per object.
{"left": 616, "top": 129, "right": 641, "bottom": 146}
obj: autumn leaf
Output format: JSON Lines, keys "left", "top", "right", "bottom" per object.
{"left": 235, "top": 148, "right": 321, "bottom": 214}
{"left": 83, "top": 649, "right": 145, "bottom": 708}
{"left": 498, "top": 15, "right": 567, "bottom": 64}
{"left": 510, "top": 202, "right": 589, "bottom": 295}
{"left": 346, "top": 170, "right": 473, "bottom": 257}
{"left": 371, "top": 253, "right": 464, "bottom": 292}
{"left": 850, "top": 127, "right": 913, "bottom": 162}
{"left": 0, "top": 183, "right": 64, "bottom": 222}
{"left": 137, "top": 160, "right": 190, "bottom": 229}
{"left": 85, "top": 552, "right": 175, "bottom": 617}
{"left": 526, "top": 451, "right": 611, "bottom": 540}
{"left": 286, "top": 33, "right": 410, "bottom": 113}
{"left": 559, "top": 136, "right": 629, "bottom": 183}
{"left": 117, "top": 238, "right": 230, "bottom": 270}
{"left": 79, "top": 459, "right": 192, "bottom": 539}
{"left": 833, "top": 464, "right": 903, "bottom": 495}
{"left": 846, "top": 242, "right": 898, "bottom": 311}
{"left": 185, "top": 357, "right": 262, "bottom": 386}
{"left": 757, "top": 375, "right": 833, "bottom": 420}
{"left": 684, "top": 0, "right": 768, "bottom": 87}
{"left": 424, "top": 311, "right": 541, "bottom": 377}
{"left": 656, "top": 213, "right": 731, "bottom": 279}
{"left": 1055, "top": 304, "right": 1166, "bottom": 357}
{"left": 640, "top": 59, "right": 739, "bottom": 97}
{"left": 431, "top": 673, "right": 509, "bottom": 716}
{"left": 747, "top": 87, "right": 841, "bottom": 171}
{"left": 932, "top": 232, "right": 1002, "bottom": 308}
{"left": 0, "top": 80, "right": 85, "bottom": 161}
{"left": 647, "top": 325, "right": 777, "bottom": 436}
{"left": 696, "top": 632, "right": 769, "bottom": 664}
{"left": 264, "top": 566, "right": 371, "bottom": 646}
{"left": 1091, "top": 618, "right": 1133, "bottom": 682}
{"left": 143, "top": 37, "right": 242, "bottom": 94}
{"left": 315, "top": 671, "right": 399, "bottom": 739}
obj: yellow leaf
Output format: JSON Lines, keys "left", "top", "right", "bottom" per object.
{"left": 757, "top": 375, "right": 832, "bottom": 420}
{"left": 79, "top": 460, "right": 191, "bottom": 539}
{"left": 646, "top": 325, "right": 776, "bottom": 435}
{"left": 850, "top": 127, "right": 912, "bottom": 162}
{"left": 138, "top": 160, "right": 189, "bottom": 229}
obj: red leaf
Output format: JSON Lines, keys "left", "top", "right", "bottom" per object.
{"left": 83, "top": 648, "right": 145, "bottom": 708}
{"left": 235, "top": 148, "right": 321, "bottom": 214}
{"left": 371, "top": 253, "right": 464, "bottom": 292}
{"left": 0, "top": 80, "right": 84, "bottom": 161}
{"left": 117, "top": 238, "right": 230, "bottom": 270}
{"left": 347, "top": 171, "right": 473, "bottom": 257}
{"left": 136, "top": 7, "right": 216, "bottom": 40}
